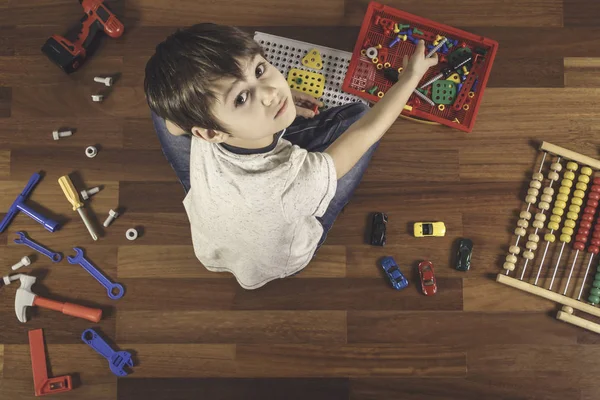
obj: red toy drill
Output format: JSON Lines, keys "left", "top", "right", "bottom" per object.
{"left": 41, "top": 0, "right": 124, "bottom": 73}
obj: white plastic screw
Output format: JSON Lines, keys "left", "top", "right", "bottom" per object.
{"left": 3, "top": 274, "right": 24, "bottom": 286}
{"left": 81, "top": 186, "right": 101, "bottom": 200}
{"left": 94, "top": 76, "right": 113, "bottom": 87}
{"left": 85, "top": 146, "right": 97, "bottom": 158}
{"left": 126, "top": 228, "right": 138, "bottom": 241}
{"left": 11, "top": 256, "right": 31, "bottom": 271}
{"left": 52, "top": 129, "right": 73, "bottom": 141}
{"left": 103, "top": 209, "right": 119, "bottom": 227}
{"left": 91, "top": 94, "right": 104, "bottom": 102}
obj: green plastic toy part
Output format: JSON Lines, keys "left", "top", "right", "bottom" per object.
{"left": 412, "top": 28, "right": 423, "bottom": 35}
{"left": 449, "top": 47, "right": 473, "bottom": 67}
{"left": 367, "top": 86, "right": 378, "bottom": 95}
{"left": 431, "top": 80, "right": 457, "bottom": 105}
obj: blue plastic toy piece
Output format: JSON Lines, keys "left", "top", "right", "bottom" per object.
{"left": 472, "top": 78, "right": 479, "bottom": 92}
{"left": 67, "top": 247, "right": 125, "bottom": 300}
{"left": 82, "top": 328, "right": 133, "bottom": 377}
{"left": 14, "top": 231, "right": 62, "bottom": 262}
{"left": 389, "top": 37, "right": 401, "bottom": 48}
{"left": 0, "top": 172, "right": 59, "bottom": 234}
{"left": 380, "top": 256, "right": 409, "bottom": 290}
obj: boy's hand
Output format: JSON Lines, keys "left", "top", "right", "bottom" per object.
{"left": 290, "top": 88, "right": 323, "bottom": 118}
{"left": 402, "top": 40, "right": 439, "bottom": 79}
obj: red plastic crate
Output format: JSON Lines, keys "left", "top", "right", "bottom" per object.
{"left": 342, "top": 1, "right": 499, "bottom": 133}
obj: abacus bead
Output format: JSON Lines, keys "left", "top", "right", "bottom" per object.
{"left": 579, "top": 228, "right": 590, "bottom": 236}
{"left": 537, "top": 201, "right": 550, "bottom": 210}
{"left": 589, "top": 245, "right": 600, "bottom": 254}
{"left": 545, "top": 233, "right": 556, "bottom": 242}
{"left": 550, "top": 162, "right": 562, "bottom": 171}
{"left": 581, "top": 220, "right": 592, "bottom": 229}
{"left": 582, "top": 166, "right": 593, "bottom": 176}
{"left": 583, "top": 214, "right": 594, "bottom": 222}
{"left": 591, "top": 238, "right": 600, "bottom": 246}
{"left": 569, "top": 204, "right": 581, "bottom": 213}
{"left": 548, "top": 221, "right": 560, "bottom": 230}
{"left": 541, "top": 194, "right": 553, "bottom": 203}
{"left": 559, "top": 186, "right": 570, "bottom": 195}
{"left": 590, "top": 192, "right": 600, "bottom": 201}
{"left": 535, "top": 213, "right": 546, "bottom": 222}
{"left": 529, "top": 234, "right": 539, "bottom": 242}
{"left": 562, "top": 227, "right": 574, "bottom": 235}
{"left": 526, "top": 241, "right": 538, "bottom": 251}
{"left": 557, "top": 194, "right": 569, "bottom": 202}
{"left": 548, "top": 171, "right": 560, "bottom": 181}
{"left": 566, "top": 211, "right": 578, "bottom": 221}
{"left": 574, "top": 242, "right": 586, "bottom": 251}
{"left": 523, "top": 251, "right": 535, "bottom": 260}
{"left": 579, "top": 175, "right": 590, "bottom": 184}
{"left": 591, "top": 287, "right": 600, "bottom": 296}
{"left": 509, "top": 245, "right": 521, "bottom": 254}
{"left": 576, "top": 234, "right": 588, "bottom": 243}
{"left": 533, "top": 220, "right": 544, "bottom": 229}
{"left": 564, "top": 171, "right": 575, "bottom": 180}
{"left": 550, "top": 215, "right": 561, "bottom": 223}
{"left": 503, "top": 262, "right": 515, "bottom": 271}
{"left": 584, "top": 206, "right": 596, "bottom": 215}
{"left": 560, "top": 234, "right": 572, "bottom": 243}
{"left": 595, "top": 177, "right": 600, "bottom": 185}
{"left": 561, "top": 179, "right": 573, "bottom": 188}
{"left": 543, "top": 187, "right": 554, "bottom": 196}
{"left": 528, "top": 188, "right": 539, "bottom": 196}
{"left": 566, "top": 161, "right": 578, "bottom": 171}
{"left": 564, "top": 219, "right": 576, "bottom": 229}
{"left": 554, "top": 200, "right": 567, "bottom": 209}
{"left": 517, "top": 219, "right": 529, "bottom": 228}
{"left": 593, "top": 185, "right": 600, "bottom": 192}
{"left": 596, "top": 272, "right": 600, "bottom": 281}
{"left": 526, "top": 195, "right": 537, "bottom": 204}
{"left": 576, "top": 182, "right": 588, "bottom": 191}
{"left": 589, "top": 199, "right": 599, "bottom": 208}
{"left": 572, "top": 197, "right": 583, "bottom": 206}
{"left": 532, "top": 172, "right": 544, "bottom": 181}
{"left": 588, "top": 295, "right": 600, "bottom": 305}
{"left": 520, "top": 211, "right": 532, "bottom": 220}
{"left": 563, "top": 306, "right": 574, "bottom": 314}
{"left": 594, "top": 280, "right": 600, "bottom": 288}
{"left": 506, "top": 254, "right": 518, "bottom": 264}
{"left": 530, "top": 180, "right": 542, "bottom": 189}
{"left": 573, "top": 189, "right": 585, "bottom": 199}
{"left": 515, "top": 227, "right": 527, "bottom": 236}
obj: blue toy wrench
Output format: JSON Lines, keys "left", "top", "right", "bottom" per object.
{"left": 14, "top": 231, "right": 62, "bottom": 262}
{"left": 67, "top": 247, "right": 124, "bottom": 299}
{"left": 81, "top": 328, "right": 133, "bottom": 376}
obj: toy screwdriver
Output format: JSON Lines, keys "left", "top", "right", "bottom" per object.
{"left": 418, "top": 53, "right": 473, "bottom": 89}
{"left": 58, "top": 175, "right": 98, "bottom": 241}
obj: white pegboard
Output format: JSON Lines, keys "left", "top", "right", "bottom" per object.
{"left": 253, "top": 31, "right": 368, "bottom": 110}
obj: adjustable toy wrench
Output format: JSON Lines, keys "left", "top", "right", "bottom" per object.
{"left": 82, "top": 328, "right": 133, "bottom": 376}
{"left": 14, "top": 231, "right": 62, "bottom": 262}
{"left": 67, "top": 247, "right": 124, "bottom": 299}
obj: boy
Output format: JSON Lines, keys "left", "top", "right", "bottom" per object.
{"left": 144, "top": 23, "right": 437, "bottom": 290}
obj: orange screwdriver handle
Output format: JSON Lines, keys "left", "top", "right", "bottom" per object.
{"left": 33, "top": 296, "right": 102, "bottom": 323}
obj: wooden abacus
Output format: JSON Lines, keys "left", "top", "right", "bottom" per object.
{"left": 497, "top": 142, "right": 600, "bottom": 334}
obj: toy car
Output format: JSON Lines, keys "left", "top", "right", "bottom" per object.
{"left": 418, "top": 260, "right": 437, "bottom": 296}
{"left": 380, "top": 256, "right": 409, "bottom": 290}
{"left": 456, "top": 238, "right": 473, "bottom": 271}
{"left": 413, "top": 221, "right": 446, "bottom": 237}
{"left": 370, "top": 212, "right": 388, "bottom": 246}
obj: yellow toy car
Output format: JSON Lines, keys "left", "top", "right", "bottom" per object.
{"left": 414, "top": 222, "right": 446, "bottom": 237}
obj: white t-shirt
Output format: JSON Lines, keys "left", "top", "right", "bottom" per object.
{"left": 182, "top": 130, "right": 338, "bottom": 289}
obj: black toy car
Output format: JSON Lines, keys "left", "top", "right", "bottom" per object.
{"left": 370, "top": 212, "right": 388, "bottom": 246}
{"left": 456, "top": 238, "right": 473, "bottom": 271}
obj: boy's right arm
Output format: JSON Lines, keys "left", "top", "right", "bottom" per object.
{"left": 324, "top": 40, "right": 438, "bottom": 180}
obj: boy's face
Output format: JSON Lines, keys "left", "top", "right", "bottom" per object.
{"left": 185, "top": 54, "right": 296, "bottom": 148}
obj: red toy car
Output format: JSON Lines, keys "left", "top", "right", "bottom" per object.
{"left": 418, "top": 260, "right": 437, "bottom": 296}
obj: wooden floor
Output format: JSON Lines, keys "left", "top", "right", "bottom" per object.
{"left": 1, "top": 0, "right": 600, "bottom": 399}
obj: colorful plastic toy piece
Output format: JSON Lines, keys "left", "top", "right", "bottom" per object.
{"left": 447, "top": 73, "right": 461, "bottom": 83}
{"left": 456, "top": 238, "right": 473, "bottom": 271}
{"left": 431, "top": 80, "right": 457, "bottom": 105}
{"left": 287, "top": 68, "right": 325, "bottom": 98}
{"left": 29, "top": 329, "right": 73, "bottom": 396}
{"left": 449, "top": 47, "right": 472, "bottom": 66}
{"left": 418, "top": 260, "right": 438, "bottom": 296}
{"left": 301, "top": 48, "right": 323, "bottom": 70}
{"left": 367, "top": 86, "right": 378, "bottom": 95}
{"left": 414, "top": 222, "right": 446, "bottom": 237}
{"left": 380, "top": 256, "right": 409, "bottom": 290}
{"left": 82, "top": 328, "right": 134, "bottom": 377}
{"left": 370, "top": 212, "right": 388, "bottom": 246}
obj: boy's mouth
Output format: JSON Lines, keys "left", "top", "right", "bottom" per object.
{"left": 274, "top": 98, "right": 288, "bottom": 119}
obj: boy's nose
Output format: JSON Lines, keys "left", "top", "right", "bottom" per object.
{"left": 260, "top": 86, "right": 278, "bottom": 106}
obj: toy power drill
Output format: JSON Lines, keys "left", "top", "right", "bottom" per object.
{"left": 41, "top": 0, "right": 124, "bottom": 74}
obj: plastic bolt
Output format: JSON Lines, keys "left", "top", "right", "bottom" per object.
{"left": 52, "top": 130, "right": 73, "bottom": 141}
{"left": 94, "top": 76, "right": 113, "bottom": 87}
{"left": 81, "top": 186, "right": 101, "bottom": 200}
{"left": 11, "top": 256, "right": 31, "bottom": 271}
{"left": 91, "top": 94, "right": 104, "bottom": 102}
{"left": 103, "top": 209, "right": 119, "bottom": 228}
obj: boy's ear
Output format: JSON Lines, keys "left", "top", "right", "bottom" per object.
{"left": 190, "top": 126, "right": 229, "bottom": 143}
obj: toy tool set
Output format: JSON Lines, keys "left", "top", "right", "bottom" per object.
{"left": 342, "top": 1, "right": 498, "bottom": 133}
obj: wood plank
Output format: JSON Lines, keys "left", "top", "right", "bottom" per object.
{"left": 118, "top": 378, "right": 349, "bottom": 400}
{"left": 564, "top": 57, "right": 600, "bottom": 87}
{"left": 234, "top": 344, "right": 466, "bottom": 377}
{"left": 564, "top": 0, "right": 600, "bottom": 27}
{"left": 463, "top": 277, "right": 556, "bottom": 312}
{"left": 347, "top": 311, "right": 577, "bottom": 345}
{"left": 122, "top": 118, "right": 161, "bottom": 151}
{"left": 0, "top": 150, "right": 8, "bottom": 177}
{"left": 119, "top": 182, "right": 185, "bottom": 213}
{"left": 0, "top": 86, "right": 10, "bottom": 118}
{"left": 232, "top": 278, "right": 463, "bottom": 311}
{"left": 487, "top": 57, "right": 564, "bottom": 88}
{"left": 116, "top": 311, "right": 347, "bottom": 344}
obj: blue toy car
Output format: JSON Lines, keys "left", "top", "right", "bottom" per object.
{"left": 380, "top": 256, "right": 409, "bottom": 290}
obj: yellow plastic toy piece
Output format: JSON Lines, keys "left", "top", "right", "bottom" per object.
{"left": 404, "top": 105, "right": 413, "bottom": 112}
{"left": 397, "top": 67, "right": 403, "bottom": 73}
{"left": 438, "top": 104, "right": 445, "bottom": 111}
{"left": 394, "top": 23, "right": 400, "bottom": 33}
{"left": 453, "top": 118, "right": 460, "bottom": 123}
{"left": 287, "top": 68, "right": 325, "bottom": 98}
{"left": 384, "top": 62, "right": 391, "bottom": 68}
{"left": 414, "top": 222, "right": 446, "bottom": 237}
{"left": 360, "top": 49, "right": 366, "bottom": 56}
{"left": 302, "top": 48, "right": 323, "bottom": 70}
{"left": 463, "top": 104, "right": 470, "bottom": 111}
{"left": 468, "top": 92, "right": 475, "bottom": 98}
{"left": 376, "top": 63, "right": 383, "bottom": 70}
{"left": 447, "top": 73, "right": 461, "bottom": 83}
{"left": 371, "top": 57, "right": 378, "bottom": 64}
{"left": 377, "top": 91, "right": 384, "bottom": 98}
{"left": 376, "top": 44, "right": 382, "bottom": 49}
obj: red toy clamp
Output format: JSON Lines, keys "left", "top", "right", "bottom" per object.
{"left": 29, "top": 329, "right": 73, "bottom": 396}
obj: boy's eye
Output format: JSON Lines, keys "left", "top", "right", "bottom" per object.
{"left": 234, "top": 62, "right": 267, "bottom": 107}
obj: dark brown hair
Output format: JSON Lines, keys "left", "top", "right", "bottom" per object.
{"left": 144, "top": 23, "right": 266, "bottom": 135}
